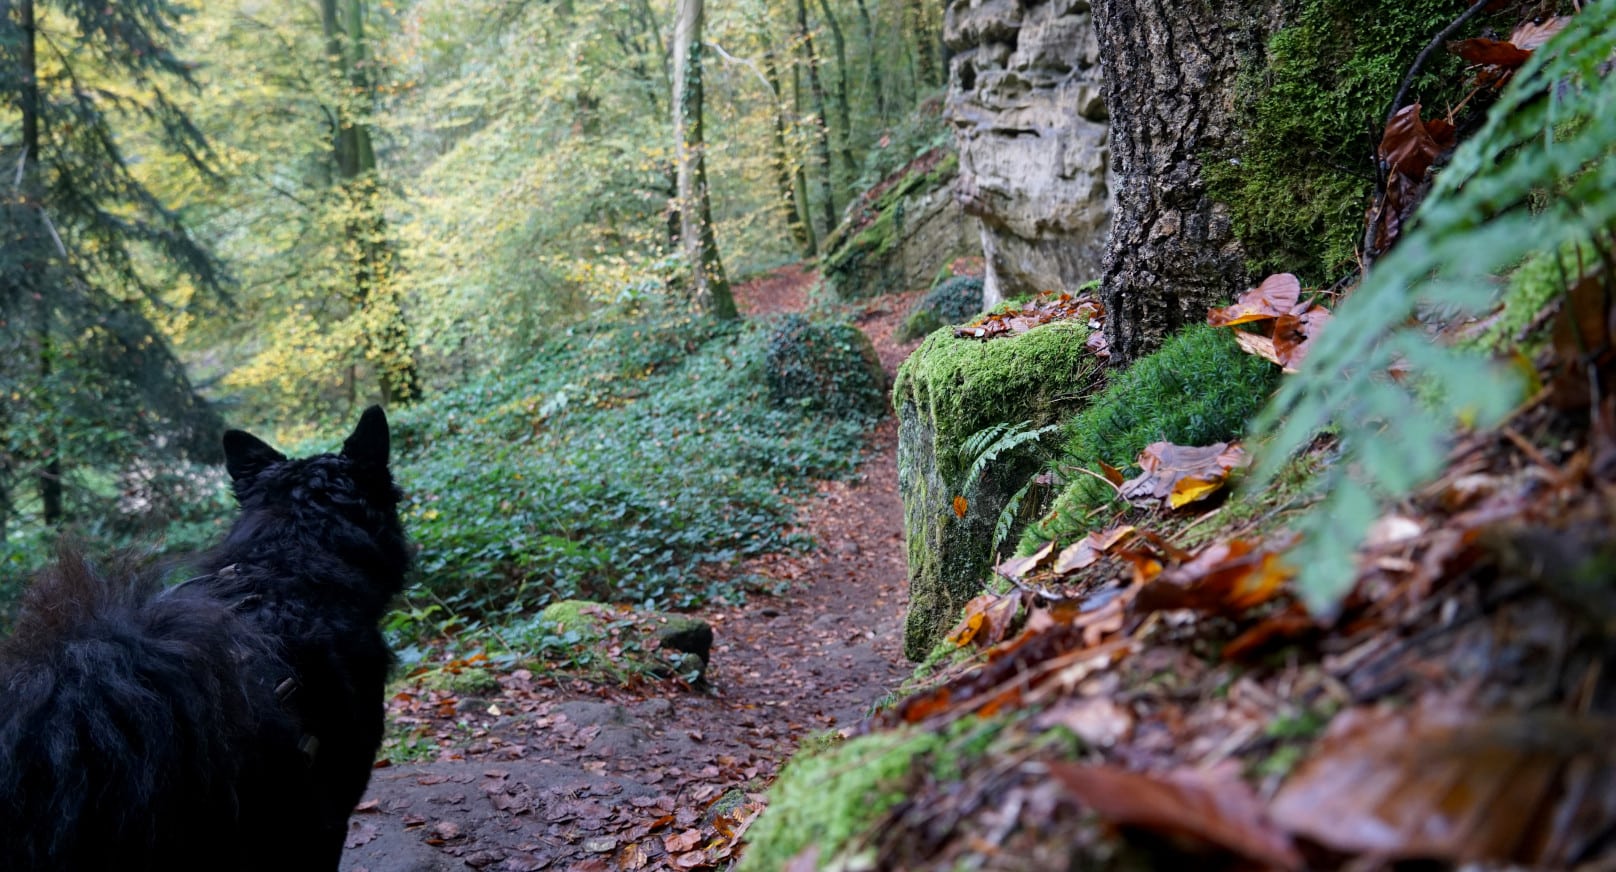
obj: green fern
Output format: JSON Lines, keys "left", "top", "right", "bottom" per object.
{"left": 961, "top": 421, "right": 1059, "bottom": 494}
{"left": 1254, "top": 3, "right": 1616, "bottom": 612}
{"left": 991, "top": 477, "right": 1037, "bottom": 557}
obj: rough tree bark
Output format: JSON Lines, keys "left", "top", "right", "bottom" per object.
{"left": 672, "top": 0, "right": 738, "bottom": 319}
{"left": 1093, "top": 0, "right": 1294, "bottom": 363}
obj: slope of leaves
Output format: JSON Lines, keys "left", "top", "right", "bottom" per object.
{"left": 1255, "top": 3, "right": 1616, "bottom": 610}
{"left": 390, "top": 303, "right": 875, "bottom": 630}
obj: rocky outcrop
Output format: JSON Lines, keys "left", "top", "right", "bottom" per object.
{"left": 821, "top": 151, "right": 980, "bottom": 300}
{"left": 945, "top": 0, "right": 1111, "bottom": 306}
{"left": 893, "top": 323, "right": 1103, "bottom": 660}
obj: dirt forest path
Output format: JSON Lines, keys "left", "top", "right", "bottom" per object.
{"left": 342, "top": 268, "right": 927, "bottom": 872}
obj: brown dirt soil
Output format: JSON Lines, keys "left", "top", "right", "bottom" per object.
{"left": 341, "top": 269, "right": 927, "bottom": 872}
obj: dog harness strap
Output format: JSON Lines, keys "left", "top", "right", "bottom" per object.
{"left": 274, "top": 676, "right": 320, "bottom": 764}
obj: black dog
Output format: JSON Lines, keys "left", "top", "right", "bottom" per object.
{"left": 0, "top": 406, "right": 409, "bottom": 871}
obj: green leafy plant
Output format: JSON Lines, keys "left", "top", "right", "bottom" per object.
{"left": 1255, "top": 5, "right": 1616, "bottom": 611}
{"left": 960, "top": 421, "right": 1059, "bottom": 554}
{"left": 895, "top": 276, "right": 986, "bottom": 342}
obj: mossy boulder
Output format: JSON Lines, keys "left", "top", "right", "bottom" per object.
{"left": 895, "top": 276, "right": 987, "bottom": 343}
{"left": 894, "top": 321, "right": 1102, "bottom": 659}
{"left": 821, "top": 150, "right": 978, "bottom": 299}
{"left": 737, "top": 729, "right": 935, "bottom": 870}
{"left": 534, "top": 599, "right": 714, "bottom": 682}
{"left": 764, "top": 315, "right": 887, "bottom": 420}
{"left": 1021, "top": 324, "right": 1282, "bottom": 551}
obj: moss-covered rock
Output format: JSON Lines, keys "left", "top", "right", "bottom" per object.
{"left": 531, "top": 599, "right": 714, "bottom": 682}
{"left": 1021, "top": 324, "right": 1281, "bottom": 550}
{"left": 894, "top": 321, "right": 1102, "bottom": 659}
{"left": 737, "top": 729, "right": 935, "bottom": 870}
{"left": 821, "top": 150, "right": 977, "bottom": 299}
{"left": 764, "top": 315, "right": 888, "bottom": 421}
{"left": 895, "top": 276, "right": 986, "bottom": 343}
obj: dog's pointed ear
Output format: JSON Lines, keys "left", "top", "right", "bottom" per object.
{"left": 342, "top": 405, "right": 390, "bottom": 469}
{"left": 222, "top": 430, "right": 286, "bottom": 481}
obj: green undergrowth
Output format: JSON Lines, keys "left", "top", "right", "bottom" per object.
{"left": 1205, "top": 0, "right": 1482, "bottom": 283}
{"left": 895, "top": 275, "right": 985, "bottom": 342}
{"left": 1022, "top": 325, "right": 1281, "bottom": 551}
{"left": 389, "top": 302, "right": 879, "bottom": 637}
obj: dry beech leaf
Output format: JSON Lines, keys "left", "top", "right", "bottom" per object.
{"left": 997, "top": 540, "right": 1057, "bottom": 581}
{"left": 955, "top": 292, "right": 1102, "bottom": 341}
{"left": 1120, "top": 442, "right": 1248, "bottom": 507}
{"left": 1272, "top": 305, "right": 1330, "bottom": 372}
{"left": 1449, "top": 36, "right": 1533, "bottom": 68}
{"left": 1509, "top": 16, "right": 1569, "bottom": 50}
{"left": 947, "top": 592, "right": 1022, "bottom": 648}
{"left": 1054, "top": 525, "right": 1137, "bottom": 575}
{"left": 1134, "top": 538, "right": 1294, "bottom": 617}
{"left": 1049, "top": 763, "right": 1303, "bottom": 870}
{"left": 1380, "top": 103, "right": 1448, "bottom": 180}
{"left": 1207, "top": 274, "right": 1302, "bottom": 327}
{"left": 952, "top": 495, "right": 968, "bottom": 518}
{"left": 1271, "top": 708, "right": 1616, "bottom": 866}
{"left": 1234, "top": 330, "right": 1284, "bottom": 367}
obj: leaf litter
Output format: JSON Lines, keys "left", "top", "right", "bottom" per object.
{"left": 837, "top": 254, "right": 1616, "bottom": 869}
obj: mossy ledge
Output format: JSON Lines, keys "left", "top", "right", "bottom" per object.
{"left": 894, "top": 320, "right": 1101, "bottom": 660}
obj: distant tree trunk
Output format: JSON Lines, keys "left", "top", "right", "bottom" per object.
{"left": 672, "top": 0, "right": 738, "bottom": 319}
{"left": 907, "top": 0, "right": 938, "bottom": 89}
{"left": 794, "top": 0, "right": 838, "bottom": 235}
{"left": 760, "top": 31, "right": 817, "bottom": 256}
{"left": 790, "top": 64, "right": 819, "bottom": 246}
{"left": 853, "top": 0, "right": 887, "bottom": 123}
{"left": 815, "top": 0, "right": 858, "bottom": 186}
{"left": 16, "top": 0, "right": 61, "bottom": 524}
{"left": 321, "top": 0, "right": 421, "bottom": 403}
{"left": 1093, "top": 0, "right": 1294, "bottom": 363}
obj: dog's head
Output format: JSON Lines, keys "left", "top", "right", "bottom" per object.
{"left": 220, "top": 406, "right": 409, "bottom": 580}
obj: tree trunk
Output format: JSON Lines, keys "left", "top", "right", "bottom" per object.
{"left": 815, "top": 0, "right": 858, "bottom": 186}
{"left": 17, "top": 0, "right": 61, "bottom": 524}
{"left": 794, "top": 0, "right": 838, "bottom": 235}
{"left": 1093, "top": 0, "right": 1292, "bottom": 363}
{"left": 853, "top": 0, "right": 887, "bottom": 124}
{"left": 321, "top": 0, "right": 421, "bottom": 403}
{"left": 672, "top": 0, "right": 738, "bottom": 319}
{"left": 907, "top": 0, "right": 938, "bottom": 89}
{"left": 760, "top": 32, "right": 817, "bottom": 256}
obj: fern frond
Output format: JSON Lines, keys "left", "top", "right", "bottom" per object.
{"left": 992, "top": 477, "right": 1036, "bottom": 556}
{"left": 1254, "top": 2, "right": 1616, "bottom": 612}
{"left": 963, "top": 422, "right": 1059, "bottom": 493}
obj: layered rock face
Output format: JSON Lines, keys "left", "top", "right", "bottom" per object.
{"left": 945, "top": 0, "right": 1111, "bottom": 306}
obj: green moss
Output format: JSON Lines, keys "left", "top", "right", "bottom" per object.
{"left": 537, "top": 599, "right": 608, "bottom": 639}
{"left": 739, "top": 716, "right": 1002, "bottom": 869}
{"left": 895, "top": 320, "right": 1102, "bottom": 659}
{"left": 1470, "top": 240, "right": 1600, "bottom": 352}
{"left": 1022, "top": 325, "right": 1281, "bottom": 550}
{"left": 895, "top": 321, "right": 1096, "bottom": 478}
{"left": 1205, "top": 0, "right": 1482, "bottom": 283}
{"left": 738, "top": 727, "right": 939, "bottom": 870}
{"left": 421, "top": 666, "right": 502, "bottom": 696}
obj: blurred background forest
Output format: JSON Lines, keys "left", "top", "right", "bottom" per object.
{"left": 0, "top": 0, "right": 947, "bottom": 609}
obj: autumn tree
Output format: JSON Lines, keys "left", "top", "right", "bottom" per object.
{"left": 672, "top": 0, "right": 737, "bottom": 318}
{"left": 321, "top": 0, "right": 420, "bottom": 404}
{"left": 0, "top": 0, "right": 222, "bottom": 532}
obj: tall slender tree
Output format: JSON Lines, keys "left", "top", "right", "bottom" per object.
{"left": 814, "top": 0, "right": 857, "bottom": 187}
{"left": 672, "top": 0, "right": 737, "bottom": 319}
{"left": 320, "top": 0, "right": 420, "bottom": 404}
{"left": 793, "top": 0, "right": 837, "bottom": 234}
{"left": 758, "top": 26, "right": 816, "bottom": 257}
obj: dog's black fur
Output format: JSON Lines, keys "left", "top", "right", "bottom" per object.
{"left": 0, "top": 406, "right": 409, "bottom": 871}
